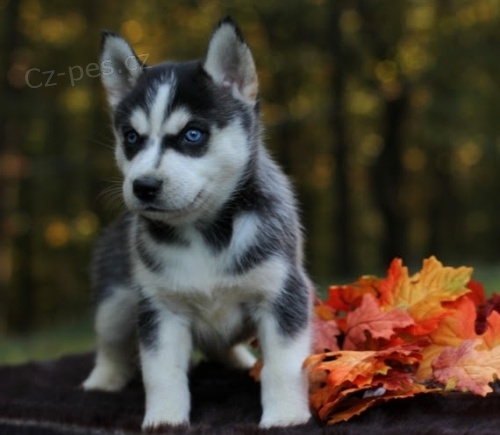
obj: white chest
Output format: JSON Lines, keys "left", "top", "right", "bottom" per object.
{"left": 132, "top": 216, "right": 289, "bottom": 346}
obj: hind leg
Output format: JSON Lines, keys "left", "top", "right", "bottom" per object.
{"left": 224, "top": 343, "right": 257, "bottom": 369}
{"left": 83, "top": 287, "right": 137, "bottom": 391}
{"left": 202, "top": 342, "right": 257, "bottom": 370}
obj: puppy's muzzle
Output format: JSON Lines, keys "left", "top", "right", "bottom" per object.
{"left": 133, "top": 177, "right": 163, "bottom": 202}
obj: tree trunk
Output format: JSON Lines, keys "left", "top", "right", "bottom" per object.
{"left": 329, "top": 2, "right": 354, "bottom": 276}
{"left": 356, "top": 0, "right": 410, "bottom": 265}
{"left": 371, "top": 88, "right": 409, "bottom": 264}
{"left": 0, "top": 0, "right": 25, "bottom": 332}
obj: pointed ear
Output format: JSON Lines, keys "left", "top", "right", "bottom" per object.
{"left": 100, "top": 31, "right": 144, "bottom": 108}
{"left": 204, "top": 17, "right": 258, "bottom": 105}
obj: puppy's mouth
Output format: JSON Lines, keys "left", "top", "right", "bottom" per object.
{"left": 139, "top": 190, "right": 207, "bottom": 217}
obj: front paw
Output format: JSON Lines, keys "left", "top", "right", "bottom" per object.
{"left": 259, "top": 406, "right": 311, "bottom": 428}
{"left": 142, "top": 420, "right": 189, "bottom": 432}
{"left": 142, "top": 408, "right": 189, "bottom": 432}
{"left": 142, "top": 420, "right": 189, "bottom": 433}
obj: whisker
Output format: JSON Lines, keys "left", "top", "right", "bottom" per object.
{"left": 87, "top": 134, "right": 116, "bottom": 151}
{"left": 97, "top": 180, "right": 125, "bottom": 212}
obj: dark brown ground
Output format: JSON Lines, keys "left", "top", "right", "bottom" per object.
{"left": 1, "top": 353, "right": 500, "bottom": 434}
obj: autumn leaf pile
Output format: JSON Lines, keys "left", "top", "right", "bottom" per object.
{"left": 307, "top": 256, "right": 500, "bottom": 424}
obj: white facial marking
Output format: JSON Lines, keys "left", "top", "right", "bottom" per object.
{"left": 161, "top": 107, "right": 192, "bottom": 136}
{"left": 128, "top": 142, "right": 160, "bottom": 175}
{"left": 130, "top": 108, "right": 149, "bottom": 136}
{"left": 149, "top": 82, "right": 175, "bottom": 137}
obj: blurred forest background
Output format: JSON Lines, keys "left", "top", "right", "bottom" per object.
{"left": 2, "top": 0, "right": 500, "bottom": 358}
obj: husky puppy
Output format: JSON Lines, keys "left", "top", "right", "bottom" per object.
{"left": 83, "top": 17, "right": 312, "bottom": 429}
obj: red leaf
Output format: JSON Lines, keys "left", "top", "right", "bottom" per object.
{"left": 327, "top": 276, "right": 381, "bottom": 312}
{"left": 312, "top": 316, "right": 341, "bottom": 353}
{"left": 466, "top": 279, "right": 486, "bottom": 306}
{"left": 343, "top": 294, "right": 414, "bottom": 351}
{"left": 476, "top": 293, "right": 500, "bottom": 335}
{"left": 312, "top": 296, "right": 341, "bottom": 352}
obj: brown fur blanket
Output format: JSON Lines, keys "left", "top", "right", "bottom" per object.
{"left": 1, "top": 353, "right": 500, "bottom": 434}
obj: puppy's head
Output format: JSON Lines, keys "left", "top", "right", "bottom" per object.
{"left": 100, "top": 18, "right": 259, "bottom": 225}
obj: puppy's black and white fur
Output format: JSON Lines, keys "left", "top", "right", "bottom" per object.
{"left": 83, "top": 18, "right": 312, "bottom": 429}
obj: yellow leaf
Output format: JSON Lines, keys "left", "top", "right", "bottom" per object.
{"left": 386, "top": 257, "right": 472, "bottom": 335}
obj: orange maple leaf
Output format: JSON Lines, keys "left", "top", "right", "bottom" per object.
{"left": 416, "top": 296, "right": 477, "bottom": 380}
{"left": 343, "top": 293, "right": 414, "bottom": 351}
{"left": 384, "top": 257, "right": 472, "bottom": 336}
{"left": 431, "top": 296, "right": 478, "bottom": 346}
{"left": 481, "top": 310, "right": 500, "bottom": 350}
{"left": 327, "top": 276, "right": 381, "bottom": 312}
{"left": 323, "top": 386, "right": 429, "bottom": 424}
{"left": 304, "top": 347, "right": 427, "bottom": 425}
{"left": 377, "top": 258, "right": 407, "bottom": 308}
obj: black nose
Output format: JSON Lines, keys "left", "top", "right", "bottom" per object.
{"left": 133, "top": 177, "right": 163, "bottom": 202}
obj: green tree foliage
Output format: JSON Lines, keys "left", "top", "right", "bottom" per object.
{"left": 1, "top": 0, "right": 500, "bottom": 333}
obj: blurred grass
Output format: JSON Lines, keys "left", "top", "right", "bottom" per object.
{"left": 2, "top": 263, "right": 500, "bottom": 366}
{"left": 471, "top": 264, "right": 500, "bottom": 295}
{"left": 0, "top": 318, "right": 94, "bottom": 365}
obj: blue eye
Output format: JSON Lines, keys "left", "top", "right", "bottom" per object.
{"left": 125, "top": 130, "right": 140, "bottom": 145}
{"left": 182, "top": 128, "right": 206, "bottom": 145}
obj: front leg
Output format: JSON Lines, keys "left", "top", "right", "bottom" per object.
{"left": 138, "top": 296, "right": 192, "bottom": 430}
{"left": 258, "top": 270, "right": 312, "bottom": 428}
